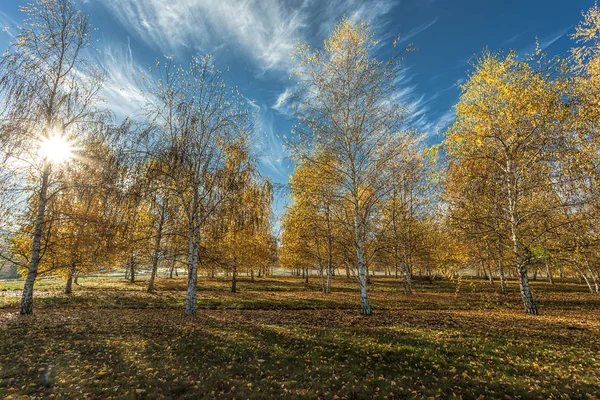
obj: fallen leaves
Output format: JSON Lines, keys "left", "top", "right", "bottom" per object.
{"left": 0, "top": 278, "right": 599, "bottom": 398}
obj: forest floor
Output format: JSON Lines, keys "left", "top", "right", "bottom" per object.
{"left": 0, "top": 276, "right": 599, "bottom": 399}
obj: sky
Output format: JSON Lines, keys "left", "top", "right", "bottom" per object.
{"left": 0, "top": 0, "right": 593, "bottom": 223}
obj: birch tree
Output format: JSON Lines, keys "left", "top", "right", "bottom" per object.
{"left": 445, "top": 51, "right": 573, "bottom": 315}
{"left": 142, "top": 56, "right": 252, "bottom": 315}
{"left": 289, "top": 19, "right": 410, "bottom": 315}
{"left": 0, "top": 0, "right": 105, "bottom": 314}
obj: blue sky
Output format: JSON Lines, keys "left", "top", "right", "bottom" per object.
{"left": 0, "top": 0, "right": 593, "bottom": 222}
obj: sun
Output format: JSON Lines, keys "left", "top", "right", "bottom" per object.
{"left": 39, "top": 135, "right": 74, "bottom": 164}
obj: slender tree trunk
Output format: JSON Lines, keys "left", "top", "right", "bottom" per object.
{"left": 357, "top": 239, "right": 371, "bottom": 315}
{"left": 325, "top": 231, "right": 333, "bottom": 293}
{"left": 129, "top": 255, "right": 135, "bottom": 284}
{"left": 584, "top": 258, "right": 599, "bottom": 294}
{"left": 305, "top": 267, "right": 309, "bottom": 284}
{"left": 250, "top": 268, "right": 255, "bottom": 283}
{"left": 581, "top": 273, "right": 596, "bottom": 294}
{"left": 402, "top": 264, "right": 412, "bottom": 295}
{"left": 185, "top": 228, "right": 200, "bottom": 316}
{"left": 485, "top": 261, "right": 494, "bottom": 285}
{"left": 148, "top": 204, "right": 166, "bottom": 293}
{"left": 496, "top": 235, "right": 508, "bottom": 294}
{"left": 498, "top": 267, "right": 508, "bottom": 295}
{"left": 517, "top": 266, "right": 538, "bottom": 315}
{"left": 65, "top": 264, "right": 76, "bottom": 295}
{"left": 74, "top": 273, "right": 79, "bottom": 286}
{"left": 353, "top": 206, "right": 371, "bottom": 315}
{"left": 20, "top": 164, "right": 51, "bottom": 315}
{"left": 346, "top": 262, "right": 350, "bottom": 278}
{"left": 507, "top": 166, "right": 537, "bottom": 315}
{"left": 545, "top": 261, "right": 554, "bottom": 285}
{"left": 325, "top": 262, "right": 333, "bottom": 295}
{"left": 320, "top": 264, "right": 325, "bottom": 292}
{"left": 232, "top": 264, "right": 238, "bottom": 293}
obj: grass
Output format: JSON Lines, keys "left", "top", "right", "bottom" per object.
{"left": 1, "top": 275, "right": 599, "bottom": 399}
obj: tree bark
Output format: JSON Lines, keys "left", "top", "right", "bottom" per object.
{"left": 581, "top": 273, "right": 597, "bottom": 294}
{"left": 498, "top": 267, "right": 508, "bottom": 295}
{"left": 148, "top": 200, "right": 166, "bottom": 293}
{"left": 485, "top": 261, "right": 494, "bottom": 285}
{"left": 20, "top": 163, "right": 51, "bottom": 315}
{"left": 320, "top": 264, "right": 325, "bottom": 293}
{"left": 326, "top": 265, "right": 333, "bottom": 294}
{"left": 584, "top": 258, "right": 599, "bottom": 294}
{"left": 129, "top": 255, "right": 135, "bottom": 284}
{"left": 507, "top": 163, "right": 537, "bottom": 315}
{"left": 185, "top": 228, "right": 200, "bottom": 315}
{"left": 545, "top": 261, "right": 554, "bottom": 285}
{"left": 517, "top": 266, "right": 538, "bottom": 315}
{"left": 402, "top": 265, "right": 412, "bottom": 295}
{"left": 232, "top": 264, "right": 237, "bottom": 293}
{"left": 65, "top": 264, "right": 75, "bottom": 295}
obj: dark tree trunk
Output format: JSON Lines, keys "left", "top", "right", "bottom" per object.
{"left": 129, "top": 255, "right": 135, "bottom": 284}
{"left": 232, "top": 264, "right": 237, "bottom": 293}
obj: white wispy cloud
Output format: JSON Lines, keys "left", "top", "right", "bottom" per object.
{"left": 91, "top": 0, "right": 399, "bottom": 73}
{"left": 519, "top": 25, "right": 573, "bottom": 55}
{"left": 271, "top": 87, "right": 294, "bottom": 116}
{"left": 252, "top": 105, "right": 290, "bottom": 182}
{"left": 538, "top": 25, "right": 572, "bottom": 50}
{"left": 0, "top": 11, "right": 17, "bottom": 38}
{"left": 90, "top": 0, "right": 306, "bottom": 72}
{"left": 400, "top": 17, "right": 438, "bottom": 43}
{"left": 92, "top": 40, "right": 153, "bottom": 122}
